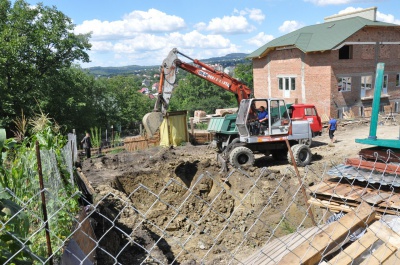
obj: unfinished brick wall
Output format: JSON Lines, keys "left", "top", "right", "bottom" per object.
{"left": 252, "top": 26, "right": 400, "bottom": 118}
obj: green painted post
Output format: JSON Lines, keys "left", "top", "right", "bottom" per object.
{"left": 368, "top": 63, "right": 385, "bottom": 140}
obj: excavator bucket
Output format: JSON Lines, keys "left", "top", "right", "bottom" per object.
{"left": 142, "top": 112, "right": 164, "bottom": 137}
{"left": 142, "top": 49, "right": 179, "bottom": 137}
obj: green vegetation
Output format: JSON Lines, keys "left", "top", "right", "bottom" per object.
{"left": 0, "top": 0, "right": 250, "bottom": 136}
{"left": 234, "top": 62, "right": 254, "bottom": 95}
{"left": 90, "top": 127, "right": 102, "bottom": 148}
{"left": 0, "top": 114, "right": 80, "bottom": 263}
{"left": 281, "top": 220, "right": 296, "bottom": 234}
{"left": 195, "top": 123, "right": 209, "bottom": 130}
{"left": 168, "top": 73, "right": 237, "bottom": 116}
{"left": 0, "top": 198, "right": 45, "bottom": 264}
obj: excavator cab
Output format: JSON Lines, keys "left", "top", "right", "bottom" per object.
{"left": 236, "top": 98, "right": 291, "bottom": 139}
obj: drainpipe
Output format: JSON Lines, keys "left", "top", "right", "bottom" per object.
{"left": 368, "top": 63, "right": 385, "bottom": 140}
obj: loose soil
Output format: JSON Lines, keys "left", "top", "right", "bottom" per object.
{"left": 81, "top": 119, "right": 399, "bottom": 264}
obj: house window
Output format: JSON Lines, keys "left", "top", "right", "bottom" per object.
{"left": 361, "top": 75, "right": 372, "bottom": 90}
{"left": 338, "top": 77, "right": 351, "bottom": 92}
{"left": 278, "top": 77, "right": 296, "bottom": 90}
{"left": 290, "top": 78, "right": 295, "bottom": 90}
{"left": 383, "top": 75, "right": 388, "bottom": 94}
{"left": 339, "top": 45, "right": 353, "bottom": 59}
{"left": 396, "top": 74, "right": 400, "bottom": 87}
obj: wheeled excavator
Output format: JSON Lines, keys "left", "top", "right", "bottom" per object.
{"left": 143, "top": 48, "right": 314, "bottom": 167}
{"left": 142, "top": 48, "right": 251, "bottom": 137}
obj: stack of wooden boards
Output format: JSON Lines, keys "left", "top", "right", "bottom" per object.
{"left": 243, "top": 147, "right": 400, "bottom": 264}
{"left": 243, "top": 203, "right": 400, "bottom": 264}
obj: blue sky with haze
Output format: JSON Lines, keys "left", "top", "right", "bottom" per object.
{"left": 22, "top": 0, "right": 400, "bottom": 68}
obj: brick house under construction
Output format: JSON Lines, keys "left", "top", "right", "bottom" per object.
{"left": 248, "top": 7, "right": 400, "bottom": 118}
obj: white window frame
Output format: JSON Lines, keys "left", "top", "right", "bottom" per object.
{"left": 383, "top": 74, "right": 388, "bottom": 94}
{"left": 361, "top": 75, "right": 372, "bottom": 90}
{"left": 278, "top": 76, "right": 296, "bottom": 90}
{"left": 338, "top": 77, "right": 351, "bottom": 92}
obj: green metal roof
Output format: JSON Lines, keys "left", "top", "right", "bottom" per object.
{"left": 248, "top": 16, "right": 398, "bottom": 59}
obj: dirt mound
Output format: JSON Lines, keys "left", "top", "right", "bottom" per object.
{"left": 81, "top": 143, "right": 316, "bottom": 264}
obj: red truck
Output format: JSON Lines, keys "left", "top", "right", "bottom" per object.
{"left": 289, "top": 104, "right": 322, "bottom": 137}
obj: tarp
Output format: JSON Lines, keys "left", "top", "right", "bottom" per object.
{"left": 160, "top": 111, "right": 189, "bottom": 147}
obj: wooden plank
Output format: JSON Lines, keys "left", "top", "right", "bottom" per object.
{"left": 343, "top": 185, "right": 368, "bottom": 201}
{"left": 277, "top": 202, "right": 376, "bottom": 265}
{"left": 309, "top": 197, "right": 400, "bottom": 216}
{"left": 368, "top": 221, "right": 400, "bottom": 248}
{"left": 364, "top": 192, "right": 392, "bottom": 205}
{"left": 382, "top": 249, "right": 400, "bottom": 264}
{"left": 360, "top": 241, "right": 397, "bottom": 265}
{"left": 326, "top": 227, "right": 379, "bottom": 265}
{"left": 309, "top": 180, "right": 348, "bottom": 197}
{"left": 243, "top": 226, "right": 325, "bottom": 265}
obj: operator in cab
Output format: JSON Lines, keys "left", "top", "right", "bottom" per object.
{"left": 258, "top": 106, "right": 269, "bottom": 135}
{"left": 258, "top": 106, "right": 268, "bottom": 124}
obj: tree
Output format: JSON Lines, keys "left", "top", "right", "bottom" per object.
{"left": 41, "top": 66, "right": 99, "bottom": 133}
{"left": 234, "top": 62, "right": 254, "bottom": 96}
{"left": 98, "top": 75, "right": 153, "bottom": 131}
{"left": 0, "top": 0, "right": 91, "bottom": 129}
{"left": 168, "top": 74, "right": 237, "bottom": 116}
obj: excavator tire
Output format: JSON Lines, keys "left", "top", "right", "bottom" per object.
{"left": 229, "top": 146, "right": 255, "bottom": 168}
{"left": 298, "top": 138, "right": 312, "bottom": 147}
{"left": 223, "top": 138, "right": 240, "bottom": 157}
{"left": 287, "top": 144, "right": 312, "bottom": 167}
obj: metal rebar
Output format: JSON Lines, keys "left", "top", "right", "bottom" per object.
{"left": 35, "top": 141, "right": 53, "bottom": 265}
{"left": 285, "top": 139, "right": 317, "bottom": 226}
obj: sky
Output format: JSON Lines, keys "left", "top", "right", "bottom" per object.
{"left": 22, "top": 0, "right": 400, "bottom": 68}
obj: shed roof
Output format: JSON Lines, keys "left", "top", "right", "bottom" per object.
{"left": 248, "top": 16, "right": 398, "bottom": 59}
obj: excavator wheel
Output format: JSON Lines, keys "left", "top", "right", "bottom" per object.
{"left": 298, "top": 138, "right": 312, "bottom": 147}
{"left": 229, "top": 146, "right": 255, "bottom": 168}
{"left": 287, "top": 144, "right": 312, "bottom": 167}
{"left": 223, "top": 138, "right": 240, "bottom": 155}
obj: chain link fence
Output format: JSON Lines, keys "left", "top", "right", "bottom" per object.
{"left": 2, "top": 138, "right": 400, "bottom": 264}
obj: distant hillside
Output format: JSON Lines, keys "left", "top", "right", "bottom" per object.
{"left": 86, "top": 53, "right": 249, "bottom": 77}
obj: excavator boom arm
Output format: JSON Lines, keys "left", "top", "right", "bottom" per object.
{"left": 175, "top": 59, "right": 251, "bottom": 104}
{"left": 143, "top": 48, "right": 251, "bottom": 137}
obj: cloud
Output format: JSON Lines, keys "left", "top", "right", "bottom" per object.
{"left": 85, "top": 30, "right": 238, "bottom": 66}
{"left": 75, "top": 8, "right": 186, "bottom": 40}
{"left": 377, "top": 11, "right": 400, "bottom": 24}
{"left": 336, "top": 7, "right": 400, "bottom": 25}
{"left": 304, "top": 0, "right": 360, "bottom": 5}
{"left": 75, "top": 8, "right": 260, "bottom": 66}
{"left": 195, "top": 15, "right": 255, "bottom": 34}
{"left": 246, "top": 32, "right": 275, "bottom": 47}
{"left": 234, "top": 8, "right": 265, "bottom": 23}
{"left": 279, "top": 21, "right": 304, "bottom": 33}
